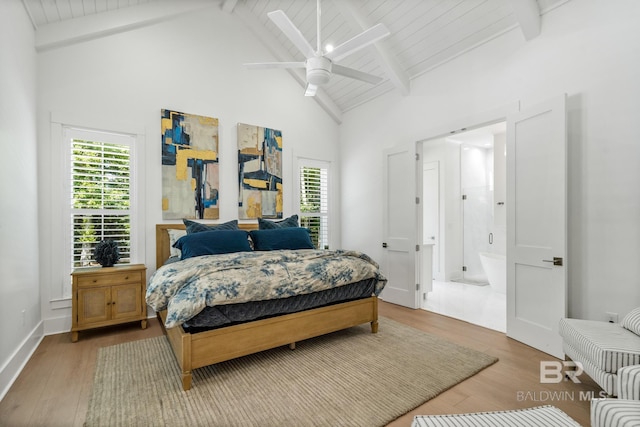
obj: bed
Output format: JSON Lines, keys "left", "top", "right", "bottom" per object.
{"left": 151, "top": 223, "right": 385, "bottom": 391}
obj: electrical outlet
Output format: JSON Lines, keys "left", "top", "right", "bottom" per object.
{"left": 606, "top": 312, "right": 619, "bottom": 323}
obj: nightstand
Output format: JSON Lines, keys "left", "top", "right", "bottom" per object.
{"left": 71, "top": 263, "right": 147, "bottom": 342}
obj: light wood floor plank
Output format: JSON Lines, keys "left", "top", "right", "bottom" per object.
{"left": 0, "top": 302, "right": 594, "bottom": 426}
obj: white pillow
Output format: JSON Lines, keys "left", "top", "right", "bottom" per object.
{"left": 621, "top": 307, "right": 640, "bottom": 335}
{"left": 167, "top": 229, "right": 187, "bottom": 259}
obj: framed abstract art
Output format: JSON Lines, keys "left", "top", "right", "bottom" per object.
{"left": 161, "top": 109, "right": 219, "bottom": 219}
{"left": 237, "top": 123, "right": 283, "bottom": 219}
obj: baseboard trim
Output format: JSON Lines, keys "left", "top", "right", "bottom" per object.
{"left": 44, "top": 314, "right": 72, "bottom": 336}
{"left": 0, "top": 321, "right": 44, "bottom": 401}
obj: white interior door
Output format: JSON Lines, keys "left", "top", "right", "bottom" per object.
{"left": 506, "top": 95, "right": 567, "bottom": 359}
{"left": 381, "top": 142, "right": 420, "bottom": 309}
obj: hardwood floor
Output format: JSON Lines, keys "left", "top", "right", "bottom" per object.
{"left": 0, "top": 301, "right": 596, "bottom": 426}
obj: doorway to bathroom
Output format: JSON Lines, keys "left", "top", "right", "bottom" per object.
{"left": 420, "top": 122, "right": 507, "bottom": 332}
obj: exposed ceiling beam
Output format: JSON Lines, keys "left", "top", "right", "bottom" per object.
{"left": 332, "top": 0, "right": 410, "bottom": 96}
{"left": 21, "top": 0, "right": 38, "bottom": 31}
{"left": 35, "top": 0, "right": 217, "bottom": 52}
{"left": 509, "top": 0, "right": 541, "bottom": 41}
{"left": 221, "top": 0, "right": 238, "bottom": 14}
{"left": 233, "top": 3, "right": 343, "bottom": 124}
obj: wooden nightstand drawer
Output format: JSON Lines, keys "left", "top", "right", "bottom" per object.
{"left": 76, "top": 271, "right": 142, "bottom": 287}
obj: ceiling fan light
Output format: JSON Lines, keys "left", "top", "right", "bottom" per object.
{"left": 306, "top": 56, "right": 332, "bottom": 85}
{"left": 307, "top": 68, "right": 331, "bottom": 85}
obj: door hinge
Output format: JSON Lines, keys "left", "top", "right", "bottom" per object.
{"left": 415, "top": 196, "right": 420, "bottom": 204}
{"left": 462, "top": 194, "right": 467, "bottom": 200}
{"left": 416, "top": 283, "right": 420, "bottom": 291}
{"left": 416, "top": 244, "right": 420, "bottom": 251}
{"left": 415, "top": 153, "right": 420, "bottom": 161}
{"left": 462, "top": 265, "right": 467, "bottom": 272}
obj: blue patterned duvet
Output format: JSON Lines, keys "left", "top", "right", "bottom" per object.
{"left": 146, "top": 249, "right": 387, "bottom": 328}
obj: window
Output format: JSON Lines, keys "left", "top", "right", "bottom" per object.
{"left": 298, "top": 159, "right": 330, "bottom": 249}
{"left": 65, "top": 128, "right": 135, "bottom": 269}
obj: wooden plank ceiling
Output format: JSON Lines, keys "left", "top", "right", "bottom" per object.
{"left": 22, "top": 0, "right": 569, "bottom": 122}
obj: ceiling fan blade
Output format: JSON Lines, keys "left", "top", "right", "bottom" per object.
{"left": 325, "top": 23, "right": 390, "bottom": 62}
{"left": 332, "top": 64, "right": 384, "bottom": 85}
{"left": 304, "top": 83, "right": 318, "bottom": 97}
{"left": 244, "top": 62, "right": 306, "bottom": 69}
{"left": 267, "top": 10, "right": 316, "bottom": 59}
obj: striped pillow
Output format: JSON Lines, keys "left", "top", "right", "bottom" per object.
{"left": 621, "top": 307, "right": 640, "bottom": 335}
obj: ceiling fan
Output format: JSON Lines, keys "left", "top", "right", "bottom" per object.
{"left": 244, "top": 0, "right": 390, "bottom": 96}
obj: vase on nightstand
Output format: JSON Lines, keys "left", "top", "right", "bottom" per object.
{"left": 93, "top": 240, "right": 120, "bottom": 267}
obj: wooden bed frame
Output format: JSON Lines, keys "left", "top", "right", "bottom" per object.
{"left": 154, "top": 223, "right": 379, "bottom": 390}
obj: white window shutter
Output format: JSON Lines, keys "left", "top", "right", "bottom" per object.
{"left": 67, "top": 130, "right": 134, "bottom": 268}
{"left": 299, "top": 160, "right": 330, "bottom": 249}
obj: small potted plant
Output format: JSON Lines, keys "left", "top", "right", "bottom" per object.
{"left": 93, "top": 240, "right": 120, "bottom": 267}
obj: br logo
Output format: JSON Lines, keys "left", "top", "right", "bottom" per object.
{"left": 540, "top": 361, "right": 584, "bottom": 383}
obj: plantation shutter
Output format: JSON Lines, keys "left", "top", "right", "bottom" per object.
{"left": 299, "top": 161, "right": 329, "bottom": 249}
{"left": 68, "top": 129, "right": 133, "bottom": 268}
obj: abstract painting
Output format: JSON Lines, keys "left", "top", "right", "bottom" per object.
{"left": 237, "top": 123, "right": 283, "bottom": 219}
{"left": 161, "top": 109, "right": 219, "bottom": 220}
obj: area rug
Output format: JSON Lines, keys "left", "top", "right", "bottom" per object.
{"left": 84, "top": 317, "right": 497, "bottom": 427}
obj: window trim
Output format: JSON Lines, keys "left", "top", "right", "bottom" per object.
{"left": 64, "top": 127, "right": 136, "bottom": 270}
{"left": 49, "top": 113, "right": 145, "bottom": 301}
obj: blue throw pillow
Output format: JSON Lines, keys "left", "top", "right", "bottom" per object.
{"left": 174, "top": 230, "right": 251, "bottom": 259}
{"left": 249, "top": 227, "right": 315, "bottom": 251}
{"left": 258, "top": 214, "right": 299, "bottom": 230}
{"left": 183, "top": 219, "right": 239, "bottom": 234}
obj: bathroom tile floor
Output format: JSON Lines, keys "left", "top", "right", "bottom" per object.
{"left": 422, "top": 280, "right": 506, "bottom": 332}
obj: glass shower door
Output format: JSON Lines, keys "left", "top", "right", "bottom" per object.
{"left": 462, "top": 185, "right": 491, "bottom": 284}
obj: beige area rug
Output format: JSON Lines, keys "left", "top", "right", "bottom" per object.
{"left": 85, "top": 317, "right": 497, "bottom": 427}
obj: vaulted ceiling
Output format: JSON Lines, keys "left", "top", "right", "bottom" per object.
{"left": 22, "top": 0, "right": 570, "bottom": 122}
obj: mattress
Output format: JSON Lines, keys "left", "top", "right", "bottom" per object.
{"left": 182, "top": 277, "right": 376, "bottom": 333}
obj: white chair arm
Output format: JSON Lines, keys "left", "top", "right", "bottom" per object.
{"left": 617, "top": 365, "right": 640, "bottom": 400}
{"left": 590, "top": 399, "right": 640, "bottom": 427}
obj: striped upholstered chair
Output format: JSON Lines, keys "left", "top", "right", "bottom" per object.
{"left": 590, "top": 364, "right": 640, "bottom": 427}
{"left": 411, "top": 310, "right": 640, "bottom": 427}
{"left": 558, "top": 307, "right": 640, "bottom": 397}
{"left": 411, "top": 406, "right": 581, "bottom": 426}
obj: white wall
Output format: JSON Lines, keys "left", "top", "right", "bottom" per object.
{"left": 0, "top": 1, "right": 42, "bottom": 399}
{"left": 493, "top": 132, "right": 507, "bottom": 255}
{"left": 340, "top": 0, "right": 640, "bottom": 320}
{"left": 36, "top": 6, "right": 340, "bottom": 332}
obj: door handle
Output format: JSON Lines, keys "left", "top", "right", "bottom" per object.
{"left": 542, "top": 257, "right": 563, "bottom": 266}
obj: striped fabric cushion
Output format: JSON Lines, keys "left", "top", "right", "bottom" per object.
{"left": 559, "top": 318, "right": 640, "bottom": 374}
{"left": 590, "top": 399, "right": 640, "bottom": 427}
{"left": 563, "top": 340, "right": 617, "bottom": 396}
{"left": 411, "top": 406, "right": 581, "bottom": 427}
{"left": 618, "top": 365, "right": 640, "bottom": 400}
{"left": 621, "top": 307, "right": 640, "bottom": 336}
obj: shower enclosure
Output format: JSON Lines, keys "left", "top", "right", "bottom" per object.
{"left": 461, "top": 185, "right": 491, "bottom": 284}
{"left": 457, "top": 141, "right": 495, "bottom": 285}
